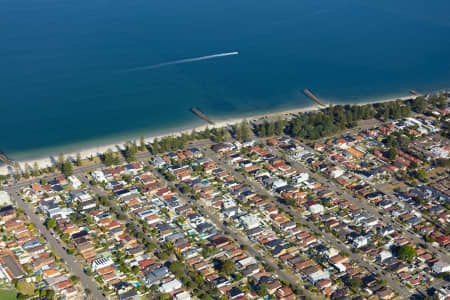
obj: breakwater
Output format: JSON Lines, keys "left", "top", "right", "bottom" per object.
{"left": 191, "top": 108, "right": 215, "bottom": 125}
{"left": 303, "top": 89, "right": 326, "bottom": 107}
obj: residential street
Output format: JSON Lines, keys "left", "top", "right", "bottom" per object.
{"left": 8, "top": 188, "right": 107, "bottom": 300}
{"left": 2, "top": 136, "right": 447, "bottom": 299}
{"left": 144, "top": 162, "right": 321, "bottom": 300}
{"left": 75, "top": 173, "right": 163, "bottom": 253}
{"left": 201, "top": 147, "right": 412, "bottom": 297}
{"left": 279, "top": 141, "right": 450, "bottom": 265}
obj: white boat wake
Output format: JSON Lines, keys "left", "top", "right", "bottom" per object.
{"left": 122, "top": 51, "right": 239, "bottom": 72}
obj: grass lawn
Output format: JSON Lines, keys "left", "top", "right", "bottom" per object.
{"left": 0, "top": 289, "right": 17, "bottom": 300}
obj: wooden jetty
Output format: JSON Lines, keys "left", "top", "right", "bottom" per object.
{"left": 0, "top": 151, "right": 13, "bottom": 165}
{"left": 302, "top": 89, "right": 326, "bottom": 107}
{"left": 191, "top": 107, "right": 215, "bottom": 125}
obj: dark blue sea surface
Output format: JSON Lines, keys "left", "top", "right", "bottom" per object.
{"left": 1, "top": 0, "right": 450, "bottom": 159}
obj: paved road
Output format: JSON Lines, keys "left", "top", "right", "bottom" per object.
{"left": 3, "top": 137, "right": 439, "bottom": 297}
{"left": 202, "top": 147, "right": 412, "bottom": 297}
{"left": 145, "top": 162, "right": 320, "bottom": 299}
{"left": 8, "top": 189, "right": 106, "bottom": 300}
{"left": 284, "top": 140, "right": 450, "bottom": 264}
{"left": 75, "top": 173, "right": 163, "bottom": 253}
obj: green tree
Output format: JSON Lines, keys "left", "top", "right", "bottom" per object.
{"left": 32, "top": 162, "right": 40, "bottom": 177}
{"left": 76, "top": 152, "right": 82, "bottom": 167}
{"left": 46, "top": 290, "right": 55, "bottom": 299}
{"left": 235, "top": 120, "right": 251, "bottom": 141}
{"left": 181, "top": 185, "right": 192, "bottom": 194}
{"left": 125, "top": 142, "right": 137, "bottom": 162}
{"left": 397, "top": 245, "right": 415, "bottom": 261}
{"left": 257, "top": 121, "right": 267, "bottom": 137}
{"left": 17, "top": 294, "right": 26, "bottom": 300}
{"left": 131, "top": 265, "right": 140, "bottom": 274}
{"left": 256, "top": 283, "right": 268, "bottom": 296}
{"left": 14, "top": 161, "right": 21, "bottom": 181}
{"left": 219, "top": 260, "right": 235, "bottom": 275}
{"left": 413, "top": 96, "right": 426, "bottom": 113}
{"left": 438, "top": 95, "right": 447, "bottom": 109}
{"left": 103, "top": 149, "right": 119, "bottom": 166}
{"left": 140, "top": 136, "right": 146, "bottom": 151}
{"left": 384, "top": 107, "right": 390, "bottom": 121}
{"left": 169, "top": 261, "right": 185, "bottom": 278}
{"left": 16, "top": 280, "right": 35, "bottom": 296}
{"left": 46, "top": 218, "right": 56, "bottom": 230}
{"left": 158, "top": 293, "right": 170, "bottom": 300}
{"left": 274, "top": 118, "right": 285, "bottom": 135}
{"left": 57, "top": 152, "right": 64, "bottom": 171}
{"left": 267, "top": 120, "right": 275, "bottom": 136}
{"left": 409, "top": 161, "right": 418, "bottom": 169}
{"left": 349, "top": 277, "right": 362, "bottom": 293}
{"left": 48, "top": 165, "right": 56, "bottom": 173}
{"left": 387, "top": 148, "right": 397, "bottom": 161}
{"left": 416, "top": 169, "right": 427, "bottom": 181}
{"left": 23, "top": 163, "right": 30, "bottom": 179}
{"left": 202, "top": 295, "right": 213, "bottom": 300}
{"left": 62, "top": 158, "right": 73, "bottom": 176}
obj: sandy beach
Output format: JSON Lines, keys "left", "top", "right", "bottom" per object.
{"left": 0, "top": 94, "right": 421, "bottom": 176}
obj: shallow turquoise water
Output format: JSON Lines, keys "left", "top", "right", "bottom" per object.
{"left": 1, "top": 0, "right": 450, "bottom": 159}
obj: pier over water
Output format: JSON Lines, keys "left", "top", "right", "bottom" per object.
{"left": 191, "top": 108, "right": 215, "bottom": 125}
{"left": 303, "top": 89, "right": 326, "bottom": 107}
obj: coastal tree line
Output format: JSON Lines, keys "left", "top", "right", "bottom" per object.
{"left": 283, "top": 94, "right": 447, "bottom": 140}
{"left": 10, "top": 151, "right": 79, "bottom": 181}
{"left": 285, "top": 103, "right": 379, "bottom": 140}
{"left": 255, "top": 119, "right": 287, "bottom": 137}
{"left": 4, "top": 93, "right": 447, "bottom": 181}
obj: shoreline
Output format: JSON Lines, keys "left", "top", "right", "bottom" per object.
{"left": 0, "top": 93, "right": 421, "bottom": 176}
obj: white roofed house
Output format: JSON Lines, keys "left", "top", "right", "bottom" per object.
{"left": 80, "top": 199, "right": 97, "bottom": 211}
{"left": 160, "top": 279, "right": 183, "bottom": 293}
{"left": 308, "top": 270, "right": 330, "bottom": 284}
{"left": 91, "top": 170, "right": 107, "bottom": 183}
{"left": 242, "top": 140, "right": 256, "bottom": 148}
{"left": 68, "top": 175, "right": 82, "bottom": 189}
{"left": 377, "top": 225, "right": 395, "bottom": 237}
{"left": 271, "top": 178, "right": 288, "bottom": 191}
{"left": 362, "top": 217, "right": 378, "bottom": 230}
{"left": 240, "top": 214, "right": 260, "bottom": 230}
{"left": 91, "top": 257, "right": 114, "bottom": 271}
{"left": 353, "top": 236, "right": 368, "bottom": 248}
{"left": 430, "top": 146, "right": 449, "bottom": 158}
{"left": 377, "top": 250, "right": 392, "bottom": 263}
{"left": 152, "top": 156, "right": 166, "bottom": 168}
{"left": 0, "top": 191, "right": 12, "bottom": 206}
{"left": 330, "top": 168, "right": 345, "bottom": 179}
{"left": 292, "top": 172, "right": 309, "bottom": 184}
{"left": 237, "top": 257, "right": 256, "bottom": 270}
{"left": 175, "top": 291, "right": 191, "bottom": 300}
{"left": 308, "top": 204, "right": 325, "bottom": 215}
{"left": 47, "top": 207, "right": 74, "bottom": 220}
{"left": 433, "top": 261, "right": 450, "bottom": 274}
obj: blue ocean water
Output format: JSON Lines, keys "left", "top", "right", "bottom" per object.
{"left": 1, "top": 0, "right": 450, "bottom": 160}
